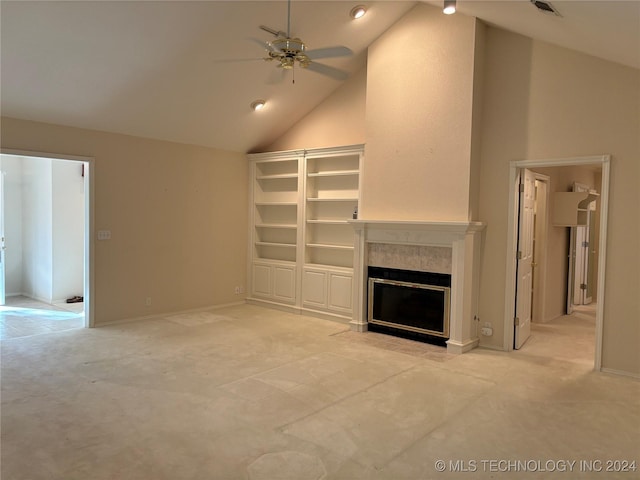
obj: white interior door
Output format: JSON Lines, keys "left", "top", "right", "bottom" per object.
{"left": 514, "top": 168, "right": 535, "bottom": 349}
{"left": 573, "top": 225, "right": 588, "bottom": 304}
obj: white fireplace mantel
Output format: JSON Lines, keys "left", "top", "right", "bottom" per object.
{"left": 349, "top": 219, "right": 486, "bottom": 354}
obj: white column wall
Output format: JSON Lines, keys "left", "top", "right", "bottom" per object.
{"left": 22, "top": 157, "right": 53, "bottom": 302}
{"left": 52, "top": 160, "right": 85, "bottom": 302}
{"left": 1, "top": 155, "right": 24, "bottom": 296}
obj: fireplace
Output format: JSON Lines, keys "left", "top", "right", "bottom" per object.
{"left": 349, "top": 220, "right": 485, "bottom": 354}
{"left": 368, "top": 267, "right": 451, "bottom": 346}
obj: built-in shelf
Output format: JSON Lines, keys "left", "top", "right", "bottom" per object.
{"left": 256, "top": 173, "right": 298, "bottom": 180}
{"left": 256, "top": 224, "right": 297, "bottom": 229}
{"left": 306, "top": 243, "right": 354, "bottom": 251}
{"left": 552, "top": 191, "right": 599, "bottom": 226}
{"left": 255, "top": 201, "right": 298, "bottom": 206}
{"left": 248, "top": 144, "right": 363, "bottom": 319}
{"left": 306, "top": 220, "right": 350, "bottom": 225}
{"left": 307, "top": 170, "right": 359, "bottom": 177}
{"left": 307, "top": 197, "right": 359, "bottom": 202}
{"left": 255, "top": 242, "right": 297, "bottom": 248}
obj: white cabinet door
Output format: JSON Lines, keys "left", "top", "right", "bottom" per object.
{"left": 273, "top": 265, "right": 296, "bottom": 303}
{"left": 252, "top": 262, "right": 296, "bottom": 304}
{"left": 302, "top": 269, "right": 327, "bottom": 308}
{"left": 302, "top": 267, "right": 353, "bottom": 318}
{"left": 252, "top": 263, "right": 272, "bottom": 297}
{"left": 328, "top": 272, "right": 353, "bottom": 314}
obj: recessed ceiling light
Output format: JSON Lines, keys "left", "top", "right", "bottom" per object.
{"left": 350, "top": 5, "right": 367, "bottom": 19}
{"left": 251, "top": 100, "right": 266, "bottom": 111}
{"left": 443, "top": 0, "right": 456, "bottom": 15}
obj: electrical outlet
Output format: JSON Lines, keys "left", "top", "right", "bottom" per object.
{"left": 238, "top": 286, "right": 244, "bottom": 294}
{"left": 481, "top": 326, "right": 493, "bottom": 336}
{"left": 234, "top": 287, "right": 240, "bottom": 295}
{"left": 97, "top": 230, "right": 111, "bottom": 240}
{"left": 145, "top": 297, "right": 152, "bottom": 307}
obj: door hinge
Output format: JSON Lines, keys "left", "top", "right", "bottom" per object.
{"left": 517, "top": 251, "right": 523, "bottom": 260}
{"left": 519, "top": 183, "right": 525, "bottom": 193}
{"left": 514, "top": 317, "right": 520, "bottom": 326}
{"left": 580, "top": 283, "right": 587, "bottom": 290}
{"left": 582, "top": 241, "right": 589, "bottom": 248}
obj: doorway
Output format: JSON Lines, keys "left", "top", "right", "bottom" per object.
{"left": 505, "top": 156, "right": 610, "bottom": 370}
{"left": 0, "top": 151, "right": 94, "bottom": 332}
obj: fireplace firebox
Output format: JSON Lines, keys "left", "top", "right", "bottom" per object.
{"left": 367, "top": 267, "right": 451, "bottom": 346}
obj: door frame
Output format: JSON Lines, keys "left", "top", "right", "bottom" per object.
{"left": 503, "top": 155, "right": 610, "bottom": 370}
{"left": 0, "top": 149, "right": 95, "bottom": 328}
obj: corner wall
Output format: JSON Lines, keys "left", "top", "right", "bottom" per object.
{"left": 362, "top": 3, "right": 478, "bottom": 222}
{"left": 1, "top": 117, "right": 248, "bottom": 325}
{"left": 267, "top": 68, "right": 367, "bottom": 152}
{"left": 52, "top": 160, "right": 85, "bottom": 302}
{"left": 21, "top": 157, "right": 53, "bottom": 302}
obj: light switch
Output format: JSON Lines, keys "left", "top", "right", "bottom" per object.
{"left": 97, "top": 230, "right": 111, "bottom": 240}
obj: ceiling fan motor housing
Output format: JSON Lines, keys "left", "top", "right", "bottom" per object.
{"left": 268, "top": 37, "right": 311, "bottom": 69}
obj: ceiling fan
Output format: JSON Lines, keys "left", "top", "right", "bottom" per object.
{"left": 254, "top": 0, "right": 353, "bottom": 81}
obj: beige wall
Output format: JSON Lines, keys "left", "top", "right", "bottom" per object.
{"left": 478, "top": 28, "right": 640, "bottom": 374}
{"left": 1, "top": 117, "right": 248, "bottom": 325}
{"left": 266, "top": 67, "right": 367, "bottom": 152}
{"left": 475, "top": 28, "right": 533, "bottom": 352}
{"left": 362, "top": 3, "right": 479, "bottom": 222}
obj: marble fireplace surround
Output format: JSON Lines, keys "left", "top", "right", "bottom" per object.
{"left": 349, "top": 220, "right": 485, "bottom": 354}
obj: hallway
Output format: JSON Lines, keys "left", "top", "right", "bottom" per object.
{"left": 519, "top": 304, "right": 597, "bottom": 368}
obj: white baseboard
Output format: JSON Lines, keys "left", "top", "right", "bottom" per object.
{"left": 600, "top": 367, "right": 640, "bottom": 380}
{"left": 476, "top": 343, "right": 508, "bottom": 352}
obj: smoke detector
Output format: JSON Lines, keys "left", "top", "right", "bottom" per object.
{"left": 530, "top": 0, "right": 561, "bottom": 17}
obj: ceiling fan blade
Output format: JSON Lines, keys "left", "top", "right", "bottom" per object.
{"left": 304, "top": 61, "right": 349, "bottom": 81}
{"left": 305, "top": 46, "right": 353, "bottom": 60}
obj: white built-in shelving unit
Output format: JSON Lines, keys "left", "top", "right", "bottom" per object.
{"left": 247, "top": 145, "right": 363, "bottom": 319}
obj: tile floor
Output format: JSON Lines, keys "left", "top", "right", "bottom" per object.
{"left": 0, "top": 295, "right": 85, "bottom": 339}
{"left": 1, "top": 303, "right": 638, "bottom": 479}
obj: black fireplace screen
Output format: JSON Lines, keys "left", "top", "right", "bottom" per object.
{"left": 368, "top": 267, "right": 451, "bottom": 338}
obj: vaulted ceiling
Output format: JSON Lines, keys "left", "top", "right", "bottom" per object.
{"left": 1, "top": 1, "right": 638, "bottom": 153}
